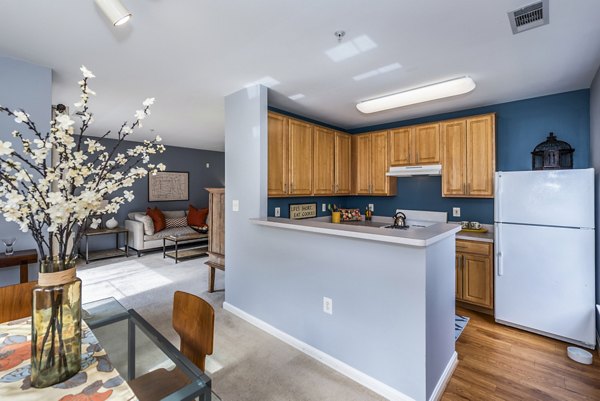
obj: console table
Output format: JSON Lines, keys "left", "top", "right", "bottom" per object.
{"left": 80, "top": 227, "right": 129, "bottom": 264}
{"left": 0, "top": 249, "right": 37, "bottom": 283}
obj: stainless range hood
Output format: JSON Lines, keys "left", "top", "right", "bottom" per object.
{"left": 386, "top": 164, "right": 442, "bottom": 177}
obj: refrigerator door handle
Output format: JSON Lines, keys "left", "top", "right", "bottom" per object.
{"left": 496, "top": 223, "right": 503, "bottom": 276}
{"left": 495, "top": 173, "right": 502, "bottom": 220}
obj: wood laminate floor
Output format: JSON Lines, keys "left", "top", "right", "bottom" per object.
{"left": 442, "top": 307, "right": 600, "bottom": 401}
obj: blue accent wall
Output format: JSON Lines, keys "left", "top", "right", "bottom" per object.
{"left": 268, "top": 90, "right": 591, "bottom": 224}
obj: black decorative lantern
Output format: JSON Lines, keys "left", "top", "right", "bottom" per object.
{"left": 531, "top": 132, "right": 574, "bottom": 170}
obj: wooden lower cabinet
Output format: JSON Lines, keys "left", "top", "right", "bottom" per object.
{"left": 456, "top": 239, "right": 493, "bottom": 312}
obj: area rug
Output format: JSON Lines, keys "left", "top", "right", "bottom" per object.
{"left": 455, "top": 314, "right": 470, "bottom": 340}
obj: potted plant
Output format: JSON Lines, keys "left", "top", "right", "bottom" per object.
{"left": 0, "top": 66, "right": 166, "bottom": 387}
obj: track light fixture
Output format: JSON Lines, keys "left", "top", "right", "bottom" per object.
{"left": 95, "top": 0, "right": 132, "bottom": 26}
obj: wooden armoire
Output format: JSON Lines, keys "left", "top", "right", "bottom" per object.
{"left": 205, "top": 188, "right": 225, "bottom": 292}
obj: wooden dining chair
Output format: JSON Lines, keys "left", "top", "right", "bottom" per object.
{"left": 0, "top": 281, "right": 37, "bottom": 323}
{"left": 128, "top": 291, "right": 215, "bottom": 400}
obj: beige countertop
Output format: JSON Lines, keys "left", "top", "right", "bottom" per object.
{"left": 250, "top": 216, "right": 461, "bottom": 247}
{"left": 453, "top": 223, "right": 494, "bottom": 243}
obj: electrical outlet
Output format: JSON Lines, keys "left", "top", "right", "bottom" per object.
{"left": 453, "top": 207, "right": 461, "bottom": 217}
{"left": 322, "top": 204, "right": 326, "bottom": 212}
{"left": 323, "top": 297, "right": 333, "bottom": 315}
{"left": 275, "top": 207, "right": 281, "bottom": 217}
{"left": 232, "top": 200, "right": 239, "bottom": 212}
{"left": 368, "top": 204, "right": 374, "bottom": 212}
{"left": 206, "top": 163, "right": 210, "bottom": 168}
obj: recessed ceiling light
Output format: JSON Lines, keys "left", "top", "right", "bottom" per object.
{"left": 356, "top": 76, "right": 476, "bottom": 114}
{"left": 288, "top": 94, "right": 305, "bottom": 100}
{"left": 95, "top": 0, "right": 132, "bottom": 26}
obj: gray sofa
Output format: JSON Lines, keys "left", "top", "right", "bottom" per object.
{"left": 125, "top": 210, "right": 204, "bottom": 256}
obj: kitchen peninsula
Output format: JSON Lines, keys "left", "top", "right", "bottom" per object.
{"left": 226, "top": 87, "right": 461, "bottom": 401}
{"left": 244, "top": 215, "right": 460, "bottom": 400}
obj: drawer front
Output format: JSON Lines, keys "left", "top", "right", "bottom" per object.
{"left": 456, "top": 239, "right": 491, "bottom": 256}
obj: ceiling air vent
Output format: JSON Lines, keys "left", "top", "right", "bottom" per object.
{"left": 508, "top": 0, "right": 549, "bottom": 34}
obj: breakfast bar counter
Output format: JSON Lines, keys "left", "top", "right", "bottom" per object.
{"left": 250, "top": 216, "right": 460, "bottom": 247}
{"left": 232, "top": 215, "right": 460, "bottom": 401}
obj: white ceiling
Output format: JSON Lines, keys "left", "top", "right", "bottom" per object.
{"left": 1, "top": 1, "right": 599, "bottom": 151}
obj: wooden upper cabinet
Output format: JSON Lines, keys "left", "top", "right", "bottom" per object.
{"left": 441, "top": 120, "right": 467, "bottom": 196}
{"left": 313, "top": 127, "right": 335, "bottom": 195}
{"left": 268, "top": 113, "right": 288, "bottom": 196}
{"left": 389, "top": 123, "right": 439, "bottom": 166}
{"left": 413, "top": 123, "right": 440, "bottom": 164}
{"left": 353, "top": 134, "right": 372, "bottom": 195}
{"left": 371, "top": 131, "right": 390, "bottom": 195}
{"left": 288, "top": 118, "right": 313, "bottom": 195}
{"left": 466, "top": 115, "right": 495, "bottom": 197}
{"left": 389, "top": 128, "right": 412, "bottom": 166}
{"left": 334, "top": 132, "right": 352, "bottom": 195}
{"left": 442, "top": 113, "right": 495, "bottom": 198}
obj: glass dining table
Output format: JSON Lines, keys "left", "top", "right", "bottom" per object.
{"left": 83, "top": 297, "right": 221, "bottom": 401}
{"left": 0, "top": 297, "right": 221, "bottom": 400}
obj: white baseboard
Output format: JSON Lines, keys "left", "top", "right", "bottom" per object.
{"left": 428, "top": 352, "right": 458, "bottom": 401}
{"left": 224, "top": 302, "right": 455, "bottom": 401}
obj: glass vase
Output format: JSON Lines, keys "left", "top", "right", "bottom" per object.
{"left": 31, "top": 259, "right": 82, "bottom": 388}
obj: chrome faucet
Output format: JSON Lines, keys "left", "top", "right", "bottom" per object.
{"left": 393, "top": 211, "right": 407, "bottom": 227}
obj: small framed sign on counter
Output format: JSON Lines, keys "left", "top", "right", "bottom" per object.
{"left": 289, "top": 203, "right": 317, "bottom": 220}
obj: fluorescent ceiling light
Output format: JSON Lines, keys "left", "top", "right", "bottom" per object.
{"left": 325, "top": 35, "right": 378, "bottom": 62}
{"left": 356, "top": 76, "right": 476, "bottom": 114}
{"left": 95, "top": 0, "right": 132, "bottom": 26}
{"left": 288, "top": 94, "right": 305, "bottom": 100}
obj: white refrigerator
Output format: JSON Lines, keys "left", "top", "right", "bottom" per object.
{"left": 494, "top": 168, "right": 596, "bottom": 348}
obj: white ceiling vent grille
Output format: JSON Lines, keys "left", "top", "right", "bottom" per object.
{"left": 508, "top": 0, "right": 549, "bottom": 34}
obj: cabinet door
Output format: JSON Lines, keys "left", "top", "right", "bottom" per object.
{"left": 288, "top": 119, "right": 313, "bottom": 195}
{"left": 466, "top": 114, "right": 495, "bottom": 197}
{"left": 441, "top": 120, "right": 467, "bottom": 197}
{"left": 313, "top": 127, "right": 335, "bottom": 195}
{"left": 456, "top": 253, "right": 463, "bottom": 300}
{"left": 353, "top": 134, "right": 371, "bottom": 194}
{"left": 462, "top": 253, "right": 493, "bottom": 308}
{"left": 389, "top": 127, "right": 412, "bottom": 166}
{"left": 414, "top": 123, "right": 440, "bottom": 164}
{"left": 268, "top": 113, "right": 288, "bottom": 196}
{"left": 334, "top": 132, "right": 352, "bottom": 195}
{"left": 371, "top": 131, "right": 390, "bottom": 195}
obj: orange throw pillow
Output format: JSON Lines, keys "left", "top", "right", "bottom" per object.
{"left": 187, "top": 205, "right": 209, "bottom": 227}
{"left": 146, "top": 207, "right": 166, "bottom": 233}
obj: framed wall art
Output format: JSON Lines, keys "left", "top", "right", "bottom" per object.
{"left": 148, "top": 171, "right": 189, "bottom": 202}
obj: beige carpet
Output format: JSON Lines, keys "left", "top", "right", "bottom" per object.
{"left": 77, "top": 252, "right": 386, "bottom": 401}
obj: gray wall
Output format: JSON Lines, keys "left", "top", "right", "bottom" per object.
{"left": 86, "top": 137, "right": 224, "bottom": 251}
{"left": 0, "top": 56, "right": 51, "bottom": 285}
{"left": 224, "top": 86, "right": 454, "bottom": 400}
{"left": 591, "top": 66, "right": 600, "bottom": 338}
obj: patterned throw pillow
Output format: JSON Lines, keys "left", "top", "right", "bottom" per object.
{"left": 339, "top": 208, "right": 362, "bottom": 221}
{"left": 166, "top": 216, "right": 188, "bottom": 229}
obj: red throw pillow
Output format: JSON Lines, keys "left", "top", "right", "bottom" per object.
{"left": 146, "top": 207, "right": 166, "bottom": 233}
{"left": 187, "top": 205, "right": 209, "bottom": 227}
